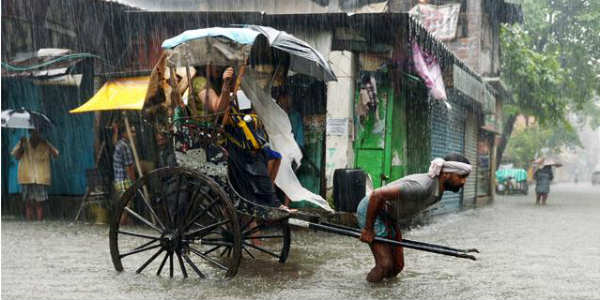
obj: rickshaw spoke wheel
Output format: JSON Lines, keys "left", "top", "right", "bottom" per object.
{"left": 109, "top": 167, "right": 242, "bottom": 279}
{"left": 238, "top": 216, "right": 291, "bottom": 263}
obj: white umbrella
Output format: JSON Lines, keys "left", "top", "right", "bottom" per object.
{"left": 1, "top": 108, "right": 54, "bottom": 129}
{"left": 542, "top": 158, "right": 563, "bottom": 167}
{"left": 534, "top": 157, "right": 563, "bottom": 168}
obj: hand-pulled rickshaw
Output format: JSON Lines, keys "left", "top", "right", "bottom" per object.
{"left": 105, "top": 26, "right": 478, "bottom": 280}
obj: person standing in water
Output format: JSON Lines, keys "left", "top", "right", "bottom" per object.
{"left": 11, "top": 129, "right": 59, "bottom": 221}
{"left": 534, "top": 165, "right": 553, "bottom": 205}
{"left": 357, "top": 153, "right": 472, "bottom": 282}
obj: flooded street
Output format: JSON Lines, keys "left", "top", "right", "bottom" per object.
{"left": 2, "top": 182, "right": 600, "bottom": 300}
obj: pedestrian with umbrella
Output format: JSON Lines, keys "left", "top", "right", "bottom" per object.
{"left": 3, "top": 108, "right": 59, "bottom": 220}
{"left": 534, "top": 158, "right": 561, "bottom": 205}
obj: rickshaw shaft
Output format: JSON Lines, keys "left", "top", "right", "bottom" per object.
{"left": 288, "top": 218, "right": 477, "bottom": 261}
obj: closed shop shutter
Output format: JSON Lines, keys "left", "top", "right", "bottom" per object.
{"left": 429, "top": 93, "right": 465, "bottom": 215}
{"left": 463, "top": 112, "right": 478, "bottom": 206}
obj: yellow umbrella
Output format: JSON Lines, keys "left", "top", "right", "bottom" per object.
{"left": 69, "top": 76, "right": 149, "bottom": 113}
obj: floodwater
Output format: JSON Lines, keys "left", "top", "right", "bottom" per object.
{"left": 2, "top": 182, "right": 599, "bottom": 300}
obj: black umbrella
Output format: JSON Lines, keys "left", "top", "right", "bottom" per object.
{"left": 245, "top": 25, "right": 337, "bottom": 82}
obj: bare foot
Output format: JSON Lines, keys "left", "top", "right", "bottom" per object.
{"left": 366, "top": 266, "right": 385, "bottom": 283}
{"left": 278, "top": 204, "right": 298, "bottom": 213}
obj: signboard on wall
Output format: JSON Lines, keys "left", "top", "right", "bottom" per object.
{"left": 409, "top": 3, "right": 461, "bottom": 41}
{"left": 326, "top": 118, "right": 348, "bottom": 136}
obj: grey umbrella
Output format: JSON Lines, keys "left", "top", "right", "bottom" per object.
{"left": 246, "top": 25, "right": 337, "bottom": 82}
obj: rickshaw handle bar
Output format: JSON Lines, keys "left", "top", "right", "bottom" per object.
{"left": 321, "top": 222, "right": 479, "bottom": 254}
{"left": 288, "top": 218, "right": 477, "bottom": 261}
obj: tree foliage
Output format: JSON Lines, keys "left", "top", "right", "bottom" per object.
{"left": 501, "top": 0, "right": 600, "bottom": 124}
{"left": 498, "top": 0, "right": 600, "bottom": 166}
{"left": 527, "top": 1, "right": 598, "bottom": 93}
{"left": 503, "top": 123, "right": 581, "bottom": 168}
{"left": 500, "top": 25, "right": 567, "bottom": 125}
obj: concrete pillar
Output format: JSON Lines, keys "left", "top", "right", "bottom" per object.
{"left": 324, "top": 50, "right": 356, "bottom": 198}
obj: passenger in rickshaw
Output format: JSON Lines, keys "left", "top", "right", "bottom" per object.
{"left": 183, "top": 59, "right": 293, "bottom": 212}
{"left": 190, "top": 64, "right": 233, "bottom": 115}
{"left": 221, "top": 71, "right": 284, "bottom": 210}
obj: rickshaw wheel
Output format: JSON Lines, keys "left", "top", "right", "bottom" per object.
{"left": 236, "top": 216, "right": 291, "bottom": 263}
{"left": 109, "top": 167, "right": 242, "bottom": 279}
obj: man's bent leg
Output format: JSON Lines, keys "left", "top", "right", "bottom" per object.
{"left": 367, "top": 242, "right": 394, "bottom": 282}
{"left": 390, "top": 230, "right": 405, "bottom": 277}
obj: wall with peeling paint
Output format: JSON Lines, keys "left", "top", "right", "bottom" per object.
{"left": 325, "top": 50, "right": 356, "bottom": 198}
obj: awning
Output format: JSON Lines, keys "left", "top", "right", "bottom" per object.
{"left": 69, "top": 76, "right": 149, "bottom": 113}
{"left": 1, "top": 49, "right": 99, "bottom": 79}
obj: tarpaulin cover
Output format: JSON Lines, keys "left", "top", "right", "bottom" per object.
{"left": 69, "top": 76, "right": 149, "bottom": 113}
{"left": 163, "top": 27, "right": 260, "bottom": 68}
{"left": 162, "top": 27, "right": 260, "bottom": 48}
{"left": 162, "top": 26, "right": 336, "bottom": 82}
{"left": 165, "top": 37, "right": 255, "bottom": 68}
{"left": 495, "top": 168, "right": 528, "bottom": 183}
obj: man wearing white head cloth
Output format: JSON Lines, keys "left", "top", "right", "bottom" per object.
{"left": 356, "top": 153, "right": 472, "bottom": 282}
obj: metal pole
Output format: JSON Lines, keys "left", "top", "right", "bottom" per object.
{"left": 289, "top": 219, "right": 477, "bottom": 261}
{"left": 123, "top": 114, "right": 143, "bottom": 179}
{"left": 123, "top": 113, "right": 156, "bottom": 224}
{"left": 185, "top": 64, "right": 197, "bottom": 116}
{"left": 321, "top": 222, "right": 479, "bottom": 253}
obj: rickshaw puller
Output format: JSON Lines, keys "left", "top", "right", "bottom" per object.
{"left": 357, "top": 153, "right": 472, "bottom": 282}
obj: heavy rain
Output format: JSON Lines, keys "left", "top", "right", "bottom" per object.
{"left": 1, "top": 0, "right": 599, "bottom": 299}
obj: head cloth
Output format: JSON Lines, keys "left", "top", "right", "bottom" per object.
{"left": 428, "top": 158, "right": 472, "bottom": 178}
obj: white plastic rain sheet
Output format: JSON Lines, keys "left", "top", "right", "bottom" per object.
{"left": 241, "top": 70, "right": 333, "bottom": 212}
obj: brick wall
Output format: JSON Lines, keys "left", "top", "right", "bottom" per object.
{"left": 443, "top": 0, "right": 503, "bottom": 75}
